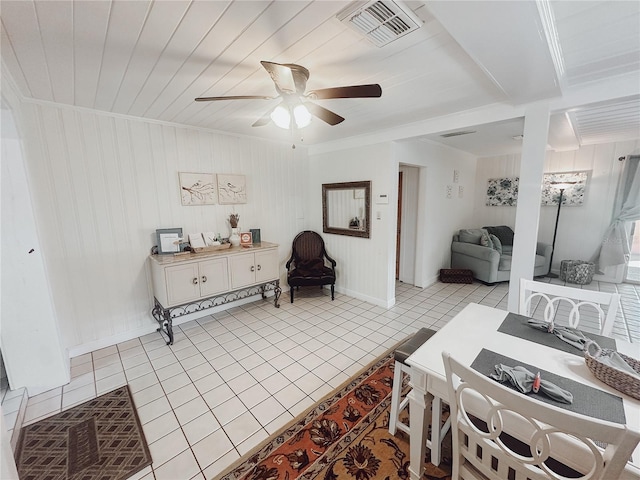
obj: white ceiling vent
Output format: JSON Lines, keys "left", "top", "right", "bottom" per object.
{"left": 337, "top": 1, "right": 423, "bottom": 47}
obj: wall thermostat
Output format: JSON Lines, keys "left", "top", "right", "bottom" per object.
{"left": 376, "top": 194, "right": 389, "bottom": 204}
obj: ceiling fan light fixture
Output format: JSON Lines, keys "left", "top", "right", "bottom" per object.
{"left": 293, "top": 104, "right": 312, "bottom": 128}
{"left": 271, "top": 105, "right": 291, "bottom": 129}
{"left": 271, "top": 103, "right": 312, "bottom": 129}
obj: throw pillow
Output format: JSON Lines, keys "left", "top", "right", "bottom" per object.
{"left": 296, "top": 258, "right": 325, "bottom": 276}
{"left": 480, "top": 232, "right": 493, "bottom": 249}
{"left": 458, "top": 228, "right": 487, "bottom": 245}
{"left": 483, "top": 225, "right": 514, "bottom": 246}
{"left": 489, "top": 233, "right": 503, "bottom": 254}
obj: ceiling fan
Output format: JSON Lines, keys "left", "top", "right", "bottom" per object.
{"left": 195, "top": 61, "right": 382, "bottom": 129}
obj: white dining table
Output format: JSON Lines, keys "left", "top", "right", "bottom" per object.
{"left": 405, "top": 302, "right": 640, "bottom": 480}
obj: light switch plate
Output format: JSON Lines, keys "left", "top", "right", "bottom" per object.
{"left": 446, "top": 185, "right": 453, "bottom": 199}
{"left": 376, "top": 194, "right": 389, "bottom": 204}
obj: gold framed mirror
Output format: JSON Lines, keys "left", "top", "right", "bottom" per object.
{"left": 322, "top": 181, "right": 371, "bottom": 238}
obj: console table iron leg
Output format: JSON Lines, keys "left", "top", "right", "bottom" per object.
{"left": 162, "top": 309, "right": 174, "bottom": 345}
{"left": 273, "top": 280, "right": 281, "bottom": 308}
{"left": 152, "top": 297, "right": 174, "bottom": 345}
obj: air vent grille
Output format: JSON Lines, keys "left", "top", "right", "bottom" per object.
{"left": 337, "top": 1, "right": 422, "bottom": 47}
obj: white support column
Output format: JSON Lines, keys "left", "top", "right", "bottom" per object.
{"left": 507, "top": 103, "right": 550, "bottom": 312}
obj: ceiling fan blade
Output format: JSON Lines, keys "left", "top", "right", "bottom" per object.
{"left": 305, "top": 102, "right": 345, "bottom": 126}
{"left": 307, "top": 84, "right": 382, "bottom": 100}
{"left": 260, "top": 61, "right": 309, "bottom": 95}
{"left": 195, "top": 95, "right": 273, "bottom": 102}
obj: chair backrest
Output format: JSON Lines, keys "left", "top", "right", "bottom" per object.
{"left": 518, "top": 278, "right": 621, "bottom": 337}
{"left": 442, "top": 351, "right": 640, "bottom": 480}
{"left": 291, "top": 231, "right": 327, "bottom": 262}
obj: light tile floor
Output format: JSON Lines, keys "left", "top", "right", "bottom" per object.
{"left": 2, "top": 279, "right": 639, "bottom": 480}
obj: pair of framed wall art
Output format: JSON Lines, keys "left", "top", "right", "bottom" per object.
{"left": 179, "top": 172, "right": 247, "bottom": 206}
{"left": 485, "top": 170, "right": 589, "bottom": 206}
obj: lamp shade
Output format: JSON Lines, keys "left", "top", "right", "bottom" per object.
{"left": 293, "top": 104, "right": 311, "bottom": 128}
{"left": 270, "top": 103, "right": 311, "bottom": 129}
{"left": 270, "top": 105, "right": 291, "bottom": 129}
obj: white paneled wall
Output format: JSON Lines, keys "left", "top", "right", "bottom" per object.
{"left": 308, "top": 143, "right": 396, "bottom": 306}
{"left": 17, "top": 101, "right": 308, "bottom": 351}
{"left": 473, "top": 140, "right": 640, "bottom": 273}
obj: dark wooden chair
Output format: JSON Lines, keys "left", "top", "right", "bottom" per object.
{"left": 286, "top": 231, "right": 336, "bottom": 303}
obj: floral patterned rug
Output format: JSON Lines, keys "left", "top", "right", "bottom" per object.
{"left": 217, "top": 350, "right": 452, "bottom": 480}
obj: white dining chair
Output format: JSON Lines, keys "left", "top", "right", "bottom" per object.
{"left": 388, "top": 328, "right": 437, "bottom": 435}
{"left": 442, "top": 351, "right": 640, "bottom": 480}
{"left": 519, "top": 278, "right": 621, "bottom": 337}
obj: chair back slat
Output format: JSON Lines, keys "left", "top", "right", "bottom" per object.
{"left": 518, "top": 279, "right": 620, "bottom": 337}
{"left": 443, "top": 351, "right": 640, "bottom": 480}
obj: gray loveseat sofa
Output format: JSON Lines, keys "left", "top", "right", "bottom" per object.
{"left": 451, "top": 225, "right": 552, "bottom": 284}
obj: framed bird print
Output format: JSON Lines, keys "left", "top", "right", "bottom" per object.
{"left": 217, "top": 174, "right": 247, "bottom": 204}
{"left": 179, "top": 172, "right": 216, "bottom": 206}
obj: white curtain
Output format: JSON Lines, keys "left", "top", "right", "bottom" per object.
{"left": 591, "top": 155, "right": 640, "bottom": 272}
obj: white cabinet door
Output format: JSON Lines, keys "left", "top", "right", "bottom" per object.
{"left": 166, "top": 263, "right": 200, "bottom": 305}
{"left": 255, "top": 249, "right": 278, "bottom": 283}
{"left": 229, "top": 253, "right": 257, "bottom": 289}
{"left": 199, "top": 258, "right": 229, "bottom": 297}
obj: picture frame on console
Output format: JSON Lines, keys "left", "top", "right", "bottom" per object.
{"left": 156, "top": 228, "right": 183, "bottom": 255}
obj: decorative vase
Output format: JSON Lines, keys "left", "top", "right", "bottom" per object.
{"left": 229, "top": 228, "right": 241, "bottom": 247}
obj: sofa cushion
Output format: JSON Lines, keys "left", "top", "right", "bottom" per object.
{"left": 484, "top": 225, "right": 515, "bottom": 246}
{"left": 499, "top": 254, "right": 546, "bottom": 271}
{"left": 498, "top": 255, "right": 511, "bottom": 271}
{"left": 458, "top": 228, "right": 487, "bottom": 245}
{"left": 489, "top": 234, "right": 503, "bottom": 254}
{"left": 534, "top": 254, "right": 546, "bottom": 268}
{"left": 295, "top": 258, "right": 325, "bottom": 276}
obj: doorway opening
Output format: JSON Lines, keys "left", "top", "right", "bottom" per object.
{"left": 397, "top": 165, "right": 419, "bottom": 284}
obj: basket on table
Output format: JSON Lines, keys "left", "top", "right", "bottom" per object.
{"left": 584, "top": 340, "right": 640, "bottom": 400}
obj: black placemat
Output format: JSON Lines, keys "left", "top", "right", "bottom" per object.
{"left": 470, "top": 348, "right": 626, "bottom": 425}
{"left": 498, "top": 312, "right": 616, "bottom": 356}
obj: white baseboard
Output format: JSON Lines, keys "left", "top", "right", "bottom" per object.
{"left": 67, "top": 292, "right": 278, "bottom": 358}
{"left": 67, "top": 323, "right": 159, "bottom": 358}
{"left": 334, "top": 286, "right": 394, "bottom": 308}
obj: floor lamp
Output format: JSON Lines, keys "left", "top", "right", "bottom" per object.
{"left": 546, "top": 181, "right": 577, "bottom": 278}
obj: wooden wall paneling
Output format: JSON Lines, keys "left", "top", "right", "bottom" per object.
{"left": 16, "top": 101, "right": 309, "bottom": 349}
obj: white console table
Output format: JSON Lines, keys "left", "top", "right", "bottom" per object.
{"left": 149, "top": 242, "right": 281, "bottom": 344}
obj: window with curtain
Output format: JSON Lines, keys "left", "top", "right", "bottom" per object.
{"left": 591, "top": 155, "right": 640, "bottom": 272}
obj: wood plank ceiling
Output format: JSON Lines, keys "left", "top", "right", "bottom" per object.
{"left": 1, "top": 0, "right": 639, "bottom": 153}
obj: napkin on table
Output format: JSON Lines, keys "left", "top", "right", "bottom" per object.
{"left": 490, "top": 364, "right": 574, "bottom": 404}
{"left": 527, "top": 320, "right": 589, "bottom": 350}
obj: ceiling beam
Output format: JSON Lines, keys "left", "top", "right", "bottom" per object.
{"left": 425, "top": 0, "right": 561, "bottom": 104}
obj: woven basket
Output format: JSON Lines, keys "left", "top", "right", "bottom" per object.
{"left": 584, "top": 340, "right": 640, "bottom": 400}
